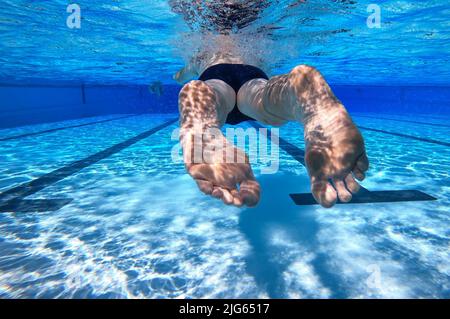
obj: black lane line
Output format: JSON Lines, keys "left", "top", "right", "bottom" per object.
{"left": 0, "top": 118, "right": 178, "bottom": 212}
{"left": 290, "top": 190, "right": 436, "bottom": 206}
{"left": 248, "top": 122, "right": 437, "bottom": 205}
{"left": 358, "top": 126, "right": 450, "bottom": 147}
{"left": 0, "top": 114, "right": 140, "bottom": 142}
{"left": 353, "top": 115, "right": 450, "bottom": 128}
{"left": 0, "top": 199, "right": 74, "bottom": 213}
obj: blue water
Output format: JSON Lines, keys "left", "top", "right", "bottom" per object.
{"left": 0, "top": 1, "right": 449, "bottom": 298}
{"left": 0, "top": 0, "right": 449, "bottom": 85}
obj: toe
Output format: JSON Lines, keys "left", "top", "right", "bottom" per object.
{"left": 333, "top": 178, "right": 352, "bottom": 203}
{"left": 239, "top": 179, "right": 260, "bottom": 207}
{"left": 353, "top": 167, "right": 365, "bottom": 181}
{"left": 221, "top": 188, "right": 235, "bottom": 205}
{"left": 212, "top": 187, "right": 234, "bottom": 205}
{"left": 213, "top": 187, "right": 244, "bottom": 207}
{"left": 344, "top": 173, "right": 361, "bottom": 194}
{"left": 212, "top": 187, "right": 223, "bottom": 199}
{"left": 356, "top": 153, "right": 369, "bottom": 172}
{"left": 311, "top": 180, "right": 337, "bottom": 208}
{"left": 230, "top": 189, "right": 244, "bottom": 207}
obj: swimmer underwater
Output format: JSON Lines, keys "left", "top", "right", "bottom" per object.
{"left": 171, "top": 1, "right": 369, "bottom": 208}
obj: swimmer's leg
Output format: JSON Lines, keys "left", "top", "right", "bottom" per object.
{"left": 178, "top": 80, "right": 260, "bottom": 207}
{"left": 237, "top": 65, "right": 369, "bottom": 208}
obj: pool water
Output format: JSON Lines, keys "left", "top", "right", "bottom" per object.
{"left": 1, "top": 0, "right": 449, "bottom": 85}
{"left": 0, "top": 112, "right": 448, "bottom": 298}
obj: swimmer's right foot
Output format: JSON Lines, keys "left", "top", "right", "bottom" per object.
{"left": 239, "top": 65, "right": 369, "bottom": 208}
{"left": 303, "top": 103, "right": 369, "bottom": 208}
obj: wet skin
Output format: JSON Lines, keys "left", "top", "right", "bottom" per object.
{"left": 176, "top": 64, "right": 369, "bottom": 208}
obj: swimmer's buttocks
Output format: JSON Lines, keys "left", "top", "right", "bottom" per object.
{"left": 199, "top": 64, "right": 269, "bottom": 125}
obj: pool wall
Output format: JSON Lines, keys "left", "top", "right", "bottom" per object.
{"left": 334, "top": 85, "right": 450, "bottom": 115}
{"left": 0, "top": 85, "right": 178, "bottom": 128}
{"left": 0, "top": 85, "right": 449, "bottom": 128}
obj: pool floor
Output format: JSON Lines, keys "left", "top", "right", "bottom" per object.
{"left": 0, "top": 113, "right": 449, "bottom": 298}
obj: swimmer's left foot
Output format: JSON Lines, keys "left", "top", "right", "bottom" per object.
{"left": 304, "top": 104, "right": 369, "bottom": 208}
{"left": 182, "top": 128, "right": 261, "bottom": 207}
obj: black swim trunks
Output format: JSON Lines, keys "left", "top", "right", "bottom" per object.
{"left": 198, "top": 63, "right": 269, "bottom": 125}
